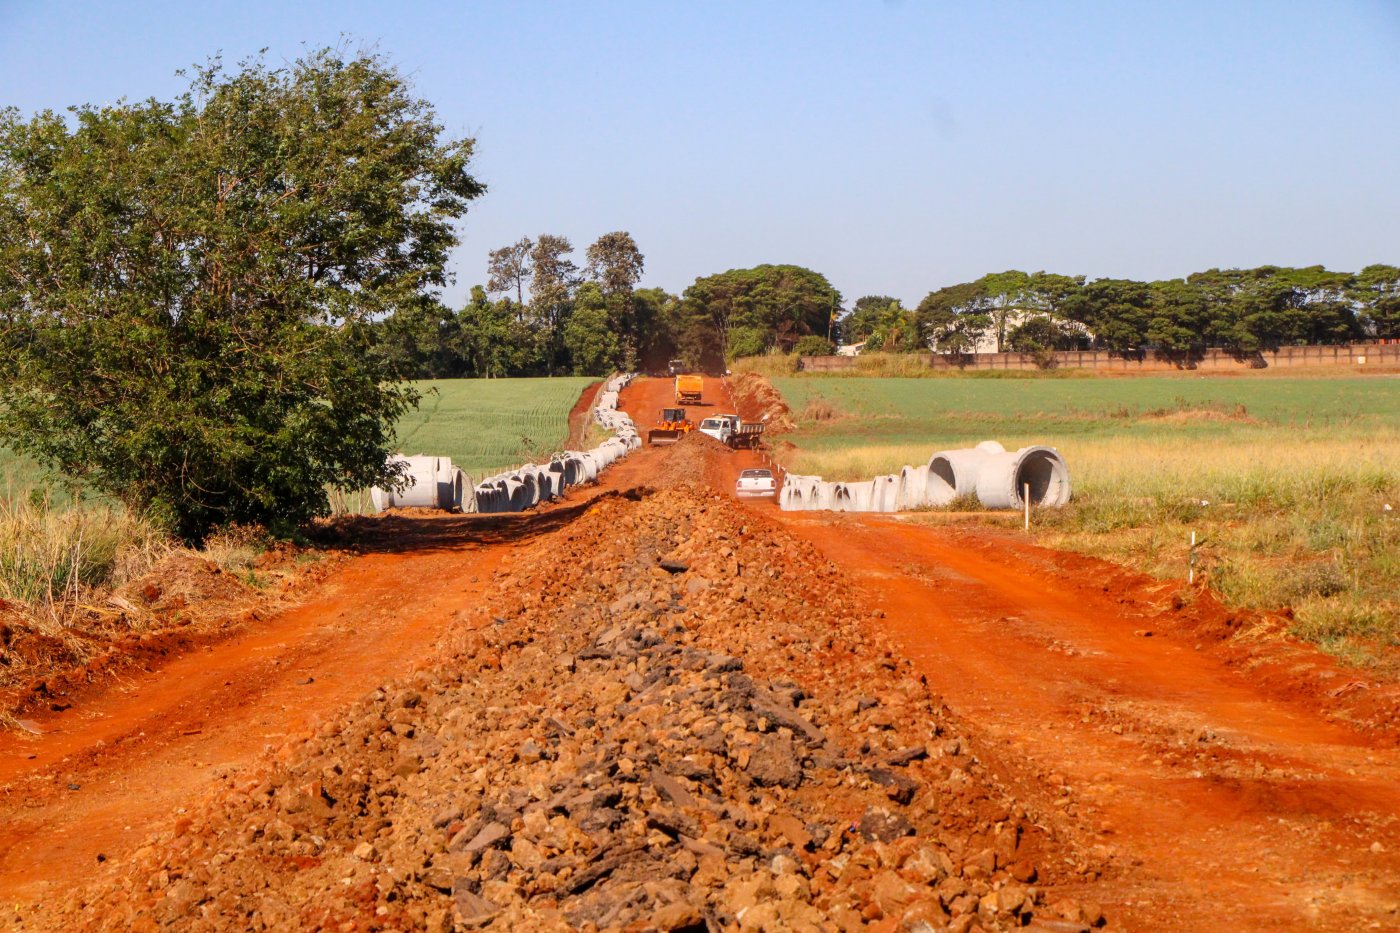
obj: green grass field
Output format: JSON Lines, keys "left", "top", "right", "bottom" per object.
{"left": 768, "top": 374, "right": 1400, "bottom": 668}
{"left": 392, "top": 377, "right": 596, "bottom": 481}
{"left": 2, "top": 377, "right": 598, "bottom": 507}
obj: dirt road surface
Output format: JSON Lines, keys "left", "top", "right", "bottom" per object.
{"left": 667, "top": 374, "right": 1400, "bottom": 931}
{"left": 2, "top": 374, "right": 1397, "bottom": 931}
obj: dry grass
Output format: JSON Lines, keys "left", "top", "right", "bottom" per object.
{"left": 0, "top": 495, "right": 168, "bottom": 614}
{"left": 776, "top": 406, "right": 1400, "bottom": 667}
{"left": 800, "top": 396, "right": 841, "bottom": 422}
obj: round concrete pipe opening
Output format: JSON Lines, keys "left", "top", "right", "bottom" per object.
{"left": 832, "top": 483, "right": 851, "bottom": 512}
{"left": 440, "top": 467, "right": 464, "bottom": 511}
{"left": 504, "top": 478, "right": 528, "bottom": 511}
{"left": 926, "top": 458, "right": 957, "bottom": 505}
{"left": 974, "top": 445, "right": 1072, "bottom": 509}
{"left": 1014, "top": 447, "right": 1071, "bottom": 507}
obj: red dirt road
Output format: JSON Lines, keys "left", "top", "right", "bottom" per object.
{"left": 0, "top": 496, "right": 651, "bottom": 911}
{"left": 616, "top": 374, "right": 1400, "bottom": 932}
{"left": 4, "top": 375, "right": 1399, "bottom": 931}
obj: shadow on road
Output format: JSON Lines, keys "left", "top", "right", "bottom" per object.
{"left": 311, "top": 486, "right": 654, "bottom": 555}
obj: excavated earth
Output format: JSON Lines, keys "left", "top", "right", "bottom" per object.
{"left": 12, "top": 444, "right": 1077, "bottom": 933}
{"left": 3, "top": 375, "right": 1399, "bottom": 932}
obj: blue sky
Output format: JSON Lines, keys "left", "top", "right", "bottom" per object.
{"left": 2, "top": 1, "right": 1397, "bottom": 308}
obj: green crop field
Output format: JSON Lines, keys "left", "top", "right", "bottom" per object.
{"left": 768, "top": 373, "right": 1400, "bottom": 668}
{"left": 1, "top": 377, "right": 598, "bottom": 508}
{"left": 391, "top": 377, "right": 597, "bottom": 480}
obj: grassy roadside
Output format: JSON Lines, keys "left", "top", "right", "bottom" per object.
{"left": 754, "top": 372, "right": 1400, "bottom": 669}
{"left": 0, "top": 377, "right": 595, "bottom": 692}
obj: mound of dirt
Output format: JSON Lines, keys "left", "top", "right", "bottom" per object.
{"left": 25, "top": 447, "right": 1105, "bottom": 931}
{"left": 1, "top": 545, "right": 339, "bottom": 723}
{"left": 730, "top": 372, "right": 795, "bottom": 434}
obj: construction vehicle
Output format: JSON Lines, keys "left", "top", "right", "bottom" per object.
{"left": 674, "top": 373, "right": 703, "bottom": 405}
{"left": 729, "top": 420, "right": 766, "bottom": 449}
{"left": 698, "top": 412, "right": 766, "bottom": 449}
{"left": 696, "top": 416, "right": 733, "bottom": 445}
{"left": 647, "top": 407, "right": 694, "bottom": 446}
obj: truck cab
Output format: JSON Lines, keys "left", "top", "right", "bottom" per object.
{"left": 697, "top": 416, "right": 733, "bottom": 445}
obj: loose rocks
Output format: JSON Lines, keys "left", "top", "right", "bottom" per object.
{"left": 23, "top": 446, "right": 1073, "bottom": 931}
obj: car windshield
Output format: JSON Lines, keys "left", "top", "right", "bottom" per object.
{"left": 700, "top": 419, "right": 724, "bottom": 429}
{"left": 740, "top": 470, "right": 772, "bottom": 479}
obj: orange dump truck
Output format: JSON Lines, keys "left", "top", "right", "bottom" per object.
{"left": 674, "top": 374, "right": 703, "bottom": 405}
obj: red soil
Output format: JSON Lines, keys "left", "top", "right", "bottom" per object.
{"left": 2, "top": 375, "right": 1397, "bottom": 931}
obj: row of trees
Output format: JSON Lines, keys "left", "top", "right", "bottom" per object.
{"left": 849, "top": 266, "right": 1400, "bottom": 357}
{"left": 375, "top": 256, "right": 843, "bottom": 377}
{"left": 381, "top": 261, "right": 1400, "bottom": 380}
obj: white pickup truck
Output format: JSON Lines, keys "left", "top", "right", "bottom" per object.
{"left": 735, "top": 468, "right": 777, "bottom": 498}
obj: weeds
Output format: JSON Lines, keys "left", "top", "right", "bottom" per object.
{"left": 768, "top": 373, "right": 1400, "bottom": 667}
{"left": 800, "top": 396, "right": 840, "bottom": 422}
{"left": 0, "top": 494, "right": 166, "bottom": 612}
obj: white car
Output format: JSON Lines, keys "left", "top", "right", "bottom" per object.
{"left": 736, "top": 468, "right": 777, "bottom": 498}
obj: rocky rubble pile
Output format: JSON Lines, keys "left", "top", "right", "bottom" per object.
{"left": 26, "top": 451, "right": 1105, "bottom": 932}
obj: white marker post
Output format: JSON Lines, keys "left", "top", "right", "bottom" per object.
{"left": 1024, "top": 483, "right": 1031, "bottom": 531}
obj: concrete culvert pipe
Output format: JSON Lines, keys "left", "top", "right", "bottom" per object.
{"left": 871, "top": 474, "right": 901, "bottom": 512}
{"left": 927, "top": 440, "right": 1006, "bottom": 506}
{"left": 779, "top": 474, "right": 822, "bottom": 510}
{"left": 898, "top": 465, "right": 932, "bottom": 510}
{"left": 830, "top": 483, "right": 852, "bottom": 512}
{"left": 372, "top": 455, "right": 463, "bottom": 511}
{"left": 842, "top": 480, "right": 876, "bottom": 512}
{"left": 974, "top": 445, "right": 1072, "bottom": 509}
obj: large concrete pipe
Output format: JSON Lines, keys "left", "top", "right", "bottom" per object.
{"left": 974, "top": 445, "right": 1072, "bottom": 509}
{"left": 897, "top": 465, "right": 932, "bottom": 510}
{"left": 779, "top": 474, "right": 821, "bottom": 510}
{"left": 871, "top": 475, "right": 901, "bottom": 512}
{"left": 926, "top": 441, "right": 1006, "bottom": 505}
{"left": 841, "top": 480, "right": 876, "bottom": 512}
{"left": 371, "top": 456, "right": 464, "bottom": 511}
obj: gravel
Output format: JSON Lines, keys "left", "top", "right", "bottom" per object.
{"left": 20, "top": 444, "right": 1106, "bottom": 931}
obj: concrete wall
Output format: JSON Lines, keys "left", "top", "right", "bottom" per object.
{"left": 799, "top": 342, "right": 1400, "bottom": 374}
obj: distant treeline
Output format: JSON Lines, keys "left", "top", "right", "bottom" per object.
{"left": 374, "top": 233, "right": 841, "bottom": 377}
{"left": 863, "top": 266, "right": 1400, "bottom": 359}
{"left": 376, "top": 250, "right": 1399, "bottom": 377}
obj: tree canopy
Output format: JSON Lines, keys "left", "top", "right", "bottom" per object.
{"left": 0, "top": 48, "right": 484, "bottom": 540}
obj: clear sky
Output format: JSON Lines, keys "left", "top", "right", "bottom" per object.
{"left": 2, "top": 0, "right": 1397, "bottom": 308}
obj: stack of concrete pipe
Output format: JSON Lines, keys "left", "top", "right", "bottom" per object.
{"left": 369, "top": 455, "right": 467, "bottom": 512}
{"left": 373, "top": 374, "right": 642, "bottom": 514}
{"left": 779, "top": 441, "right": 1071, "bottom": 513}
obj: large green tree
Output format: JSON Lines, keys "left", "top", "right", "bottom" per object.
{"left": 1353, "top": 264, "right": 1400, "bottom": 339}
{"left": 680, "top": 264, "right": 841, "bottom": 362}
{"left": 527, "top": 234, "right": 579, "bottom": 373}
{"left": 0, "top": 48, "right": 484, "bottom": 540}
{"left": 843, "top": 295, "right": 900, "bottom": 344}
{"left": 585, "top": 231, "right": 645, "bottom": 369}
{"left": 562, "top": 282, "right": 621, "bottom": 375}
